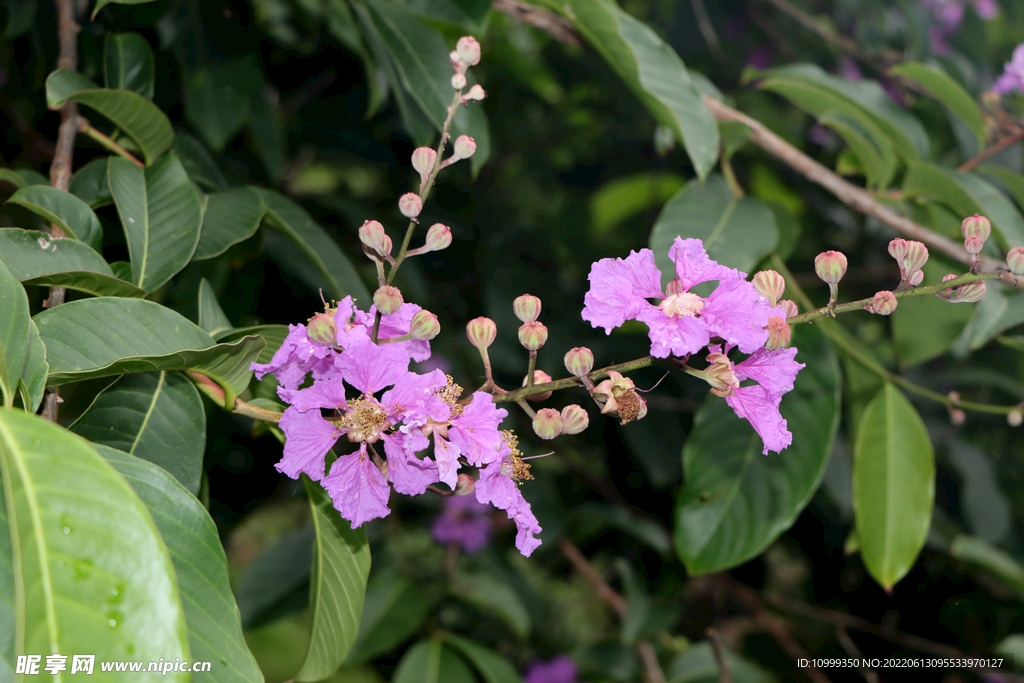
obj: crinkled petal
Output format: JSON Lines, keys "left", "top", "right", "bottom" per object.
{"left": 725, "top": 385, "right": 792, "bottom": 455}
{"left": 636, "top": 307, "right": 710, "bottom": 358}
{"left": 432, "top": 432, "right": 462, "bottom": 489}
{"left": 353, "top": 303, "right": 432, "bottom": 362}
{"left": 383, "top": 432, "right": 438, "bottom": 496}
{"left": 252, "top": 323, "right": 334, "bottom": 390}
{"left": 511, "top": 505, "right": 542, "bottom": 557}
{"left": 334, "top": 327, "right": 412, "bottom": 394}
{"left": 323, "top": 448, "right": 392, "bottom": 527}
{"left": 475, "top": 459, "right": 542, "bottom": 556}
{"left": 277, "top": 374, "right": 347, "bottom": 413}
{"left": 581, "top": 249, "right": 663, "bottom": 334}
{"left": 733, "top": 347, "right": 805, "bottom": 399}
{"left": 702, "top": 278, "right": 771, "bottom": 353}
{"left": 669, "top": 237, "right": 742, "bottom": 290}
{"left": 381, "top": 369, "right": 450, "bottom": 427}
{"left": 449, "top": 393, "right": 509, "bottom": 466}
{"left": 277, "top": 407, "right": 339, "bottom": 480}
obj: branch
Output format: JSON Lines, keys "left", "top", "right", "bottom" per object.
{"left": 705, "top": 628, "right": 732, "bottom": 683}
{"left": 491, "top": 0, "right": 582, "bottom": 46}
{"left": 958, "top": 126, "right": 1024, "bottom": 172}
{"left": 80, "top": 121, "right": 145, "bottom": 167}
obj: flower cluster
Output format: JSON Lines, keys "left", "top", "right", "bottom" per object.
{"left": 582, "top": 237, "right": 804, "bottom": 454}
{"left": 253, "top": 296, "right": 542, "bottom": 556}
{"left": 922, "top": 0, "right": 998, "bottom": 55}
{"left": 994, "top": 43, "right": 1024, "bottom": 95}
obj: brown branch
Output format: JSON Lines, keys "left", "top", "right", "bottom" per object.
{"left": 959, "top": 126, "right": 1024, "bottom": 172}
{"left": 491, "top": 0, "right": 582, "bottom": 46}
{"left": 706, "top": 628, "right": 732, "bottom": 683}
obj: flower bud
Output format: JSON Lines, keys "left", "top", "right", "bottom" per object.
{"left": 359, "top": 220, "right": 390, "bottom": 256}
{"left": 411, "top": 147, "right": 437, "bottom": 186}
{"left": 450, "top": 50, "right": 467, "bottom": 74}
{"left": 765, "top": 316, "right": 791, "bottom": 350}
{"left": 373, "top": 285, "right": 404, "bottom": 315}
{"left": 466, "top": 317, "right": 496, "bottom": 349}
{"left": 307, "top": 312, "right": 337, "bottom": 346}
{"left": 888, "top": 238, "right": 910, "bottom": 263}
{"left": 462, "top": 84, "right": 486, "bottom": 102}
{"left": 410, "top": 310, "right": 440, "bottom": 340}
{"left": 564, "top": 347, "right": 594, "bottom": 377}
{"left": 424, "top": 223, "right": 452, "bottom": 252}
{"left": 518, "top": 321, "right": 548, "bottom": 351}
{"left": 961, "top": 214, "right": 992, "bottom": 241}
{"left": 965, "top": 235, "right": 985, "bottom": 256}
{"left": 398, "top": 193, "right": 422, "bottom": 219}
{"left": 524, "top": 370, "right": 552, "bottom": 402}
{"left": 908, "top": 269, "right": 924, "bottom": 287}
{"left": 456, "top": 36, "right": 481, "bottom": 66}
{"left": 513, "top": 294, "right": 542, "bottom": 323}
{"left": 779, "top": 300, "right": 798, "bottom": 319}
{"left": 814, "top": 250, "right": 848, "bottom": 285}
{"left": 532, "top": 408, "right": 563, "bottom": 440}
{"left": 870, "top": 290, "right": 898, "bottom": 315}
{"left": 451, "top": 73, "right": 467, "bottom": 90}
{"left": 903, "top": 240, "right": 929, "bottom": 274}
{"left": 561, "top": 404, "right": 589, "bottom": 435}
{"left": 1008, "top": 247, "right": 1024, "bottom": 275}
{"left": 950, "top": 407, "right": 966, "bottom": 426}
{"left": 752, "top": 270, "right": 785, "bottom": 307}
{"left": 1009, "top": 409, "right": 1023, "bottom": 427}
{"left": 453, "top": 135, "right": 476, "bottom": 160}
{"left": 948, "top": 280, "right": 986, "bottom": 303}
{"left": 454, "top": 472, "right": 476, "bottom": 495}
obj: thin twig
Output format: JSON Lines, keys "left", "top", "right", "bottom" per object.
{"left": 491, "top": 0, "right": 582, "bottom": 46}
{"left": 706, "top": 628, "right": 732, "bottom": 683}
{"left": 690, "top": 0, "right": 724, "bottom": 60}
{"left": 834, "top": 626, "right": 879, "bottom": 683}
{"left": 958, "top": 127, "right": 1024, "bottom": 172}
{"left": 79, "top": 120, "right": 144, "bottom": 166}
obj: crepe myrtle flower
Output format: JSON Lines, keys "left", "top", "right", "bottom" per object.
{"left": 525, "top": 656, "right": 579, "bottom": 683}
{"left": 474, "top": 431, "right": 543, "bottom": 556}
{"left": 432, "top": 495, "right": 493, "bottom": 553}
{"left": 582, "top": 237, "right": 773, "bottom": 358}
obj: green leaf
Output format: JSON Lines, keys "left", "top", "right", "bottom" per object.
{"left": 0, "top": 258, "right": 31, "bottom": 407}
{"left": 346, "top": 568, "right": 434, "bottom": 664}
{"left": 108, "top": 154, "right": 203, "bottom": 291}
{"left": 194, "top": 186, "right": 265, "bottom": 261}
{"left": 891, "top": 258, "right": 973, "bottom": 366}
{"left": 98, "top": 445, "right": 265, "bottom": 683}
{"left": 215, "top": 325, "right": 289, "bottom": 365}
{"left": 250, "top": 91, "right": 288, "bottom": 182}
{"left": 667, "top": 642, "right": 778, "bottom": 683}
{"left": 235, "top": 526, "right": 314, "bottom": 628}
{"left": 565, "top": 0, "right": 718, "bottom": 179}
{"left": 819, "top": 111, "right": 897, "bottom": 188}
{"left": 17, "top": 320, "right": 48, "bottom": 414}
{"left": 198, "top": 279, "right": 233, "bottom": 336}
{"left": 46, "top": 70, "right": 174, "bottom": 165}
{"left": 889, "top": 62, "right": 985, "bottom": 150}
{"left": 70, "top": 372, "right": 206, "bottom": 496}
{"left": 174, "top": 134, "right": 227, "bottom": 190}
{"left": 393, "top": 639, "right": 476, "bottom": 683}
{"left": 4, "top": 0, "right": 37, "bottom": 39}
{"left": 0, "top": 170, "right": 29, "bottom": 191}
{"left": 33, "top": 297, "right": 264, "bottom": 407}
{"left": 104, "top": 32, "right": 156, "bottom": 99}
{"left": 7, "top": 185, "right": 103, "bottom": 250}
{"left": 674, "top": 325, "right": 841, "bottom": 574}
{"left": 949, "top": 535, "right": 1024, "bottom": 599}
{"left": 589, "top": 171, "right": 686, "bottom": 237}
{"left": 69, "top": 157, "right": 113, "bottom": 208}
{"left": 0, "top": 228, "right": 147, "bottom": 298}
{"left": 294, "top": 477, "right": 371, "bottom": 682}
{"left": 93, "top": 0, "right": 159, "bottom": 18}
{"left": 0, "top": 410, "right": 190, "bottom": 675}
{"left": 853, "top": 384, "right": 935, "bottom": 591}
{"left": 0, "top": 486, "right": 15, "bottom": 681}
{"left": 455, "top": 570, "right": 531, "bottom": 640}
{"left": 184, "top": 58, "right": 263, "bottom": 152}
{"left": 257, "top": 188, "right": 371, "bottom": 303}
{"left": 650, "top": 175, "right": 778, "bottom": 284}
{"left": 441, "top": 632, "right": 522, "bottom": 683}
{"left": 963, "top": 286, "right": 1024, "bottom": 350}
{"left": 977, "top": 165, "right": 1024, "bottom": 211}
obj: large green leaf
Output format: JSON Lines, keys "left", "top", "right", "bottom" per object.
{"left": 294, "top": 477, "right": 372, "bottom": 682}
{"left": 194, "top": 186, "right": 265, "bottom": 261}
{"left": 6, "top": 185, "right": 103, "bottom": 250}
{"left": 0, "top": 410, "right": 190, "bottom": 677}
{"left": 0, "top": 258, "right": 31, "bottom": 407}
{"left": 853, "top": 384, "right": 935, "bottom": 591}
{"left": 346, "top": 568, "right": 435, "bottom": 664}
{"left": 69, "top": 157, "right": 113, "bottom": 208}
{"left": 108, "top": 155, "right": 203, "bottom": 291}
{"left": 33, "top": 298, "right": 264, "bottom": 407}
{"left": 0, "top": 228, "right": 146, "bottom": 298}
{"left": 961, "top": 285, "right": 1024, "bottom": 350}
{"left": 93, "top": 0, "right": 159, "bottom": 17}
{"left": 257, "top": 189, "right": 371, "bottom": 304}
{"left": 235, "top": 526, "right": 314, "bottom": 628}
{"left": 174, "top": 134, "right": 227, "bottom": 191}
{"left": 393, "top": 640, "right": 476, "bottom": 683}
{"left": 949, "top": 535, "right": 1024, "bottom": 599}
{"left": 215, "top": 325, "right": 289, "bottom": 365}
{"left": 674, "top": 325, "right": 841, "bottom": 574}
{"left": 99, "top": 446, "right": 265, "bottom": 683}
{"left": 819, "top": 111, "right": 897, "bottom": 188}
{"left": 183, "top": 58, "right": 263, "bottom": 152}
{"left": 649, "top": 175, "right": 778, "bottom": 283}
{"left": 104, "top": 32, "right": 156, "bottom": 100}
{"left": 17, "top": 320, "right": 48, "bottom": 415}
{"left": 889, "top": 62, "right": 985, "bottom": 150}
{"left": 441, "top": 632, "right": 522, "bottom": 683}
{"left": 667, "top": 642, "right": 778, "bottom": 683}
{"left": 70, "top": 372, "right": 206, "bottom": 496}
{"left": 0, "top": 487, "right": 14, "bottom": 681}
{"left": 46, "top": 70, "right": 173, "bottom": 165}
{"left": 455, "top": 570, "right": 531, "bottom": 640}
{"left": 565, "top": 0, "right": 717, "bottom": 180}
{"left": 891, "top": 258, "right": 973, "bottom": 367}
{"left": 198, "top": 279, "right": 233, "bottom": 336}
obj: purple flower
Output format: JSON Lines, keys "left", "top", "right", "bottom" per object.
{"left": 994, "top": 43, "right": 1024, "bottom": 95}
{"left": 323, "top": 446, "right": 392, "bottom": 527}
{"left": 431, "top": 495, "right": 493, "bottom": 552}
{"left": 582, "top": 238, "right": 772, "bottom": 358}
{"left": 475, "top": 442, "right": 542, "bottom": 556}
{"left": 524, "top": 656, "right": 578, "bottom": 683}
{"left": 353, "top": 302, "right": 432, "bottom": 362}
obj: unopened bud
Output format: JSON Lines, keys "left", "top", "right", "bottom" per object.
{"left": 359, "top": 220, "right": 390, "bottom": 256}
{"left": 961, "top": 214, "right": 992, "bottom": 241}
{"left": 374, "top": 286, "right": 404, "bottom": 315}
{"left": 752, "top": 270, "right": 785, "bottom": 307}
{"left": 965, "top": 235, "right": 985, "bottom": 256}
{"left": 1008, "top": 246, "right": 1024, "bottom": 275}
{"left": 532, "top": 408, "right": 563, "bottom": 440}
{"left": 307, "top": 312, "right": 337, "bottom": 346}
{"left": 451, "top": 73, "right": 467, "bottom": 90}
{"left": 524, "top": 370, "right": 553, "bottom": 401}
{"left": 888, "top": 238, "right": 910, "bottom": 263}
{"left": 870, "top": 290, "right": 898, "bottom": 315}
{"left": 513, "top": 294, "right": 542, "bottom": 323}
{"left": 450, "top": 50, "right": 466, "bottom": 75}
{"left": 779, "top": 300, "right": 798, "bottom": 319}
{"left": 814, "top": 250, "right": 848, "bottom": 285}
{"left": 904, "top": 241, "right": 929, "bottom": 273}
{"left": 456, "top": 36, "right": 481, "bottom": 66}
{"left": 398, "top": 193, "right": 422, "bottom": 219}
{"left": 561, "top": 404, "right": 589, "bottom": 435}
{"left": 564, "top": 347, "right": 594, "bottom": 377}
{"left": 411, "top": 147, "right": 437, "bottom": 186}
{"left": 410, "top": 310, "right": 440, "bottom": 340}
{"left": 948, "top": 279, "right": 986, "bottom": 303}
{"left": 950, "top": 407, "right": 966, "bottom": 426}
{"left": 765, "top": 316, "right": 791, "bottom": 349}
{"left": 453, "top": 135, "right": 476, "bottom": 160}
{"left": 454, "top": 472, "right": 475, "bottom": 495}
{"left": 1009, "top": 409, "right": 1023, "bottom": 427}
{"left": 908, "top": 269, "right": 924, "bottom": 286}
{"left": 462, "top": 84, "right": 486, "bottom": 102}
{"left": 467, "top": 317, "right": 496, "bottom": 349}
{"left": 424, "top": 223, "right": 452, "bottom": 252}
{"left": 518, "top": 321, "right": 548, "bottom": 351}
